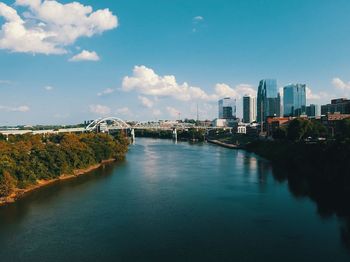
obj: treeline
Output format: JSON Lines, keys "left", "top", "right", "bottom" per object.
{"left": 272, "top": 117, "right": 350, "bottom": 141}
{"left": 135, "top": 129, "right": 206, "bottom": 142}
{"left": 246, "top": 118, "right": 350, "bottom": 191}
{"left": 0, "top": 133, "right": 128, "bottom": 197}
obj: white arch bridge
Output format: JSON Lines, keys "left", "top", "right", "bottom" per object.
{"left": 0, "top": 116, "right": 218, "bottom": 141}
{"left": 84, "top": 117, "right": 207, "bottom": 141}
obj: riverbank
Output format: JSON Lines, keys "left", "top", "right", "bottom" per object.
{"left": 206, "top": 139, "right": 242, "bottom": 149}
{"left": 0, "top": 159, "right": 116, "bottom": 207}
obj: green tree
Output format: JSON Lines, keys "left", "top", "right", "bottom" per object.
{"left": 287, "top": 118, "right": 313, "bottom": 142}
{"left": 272, "top": 126, "right": 287, "bottom": 140}
{"left": 0, "top": 171, "right": 16, "bottom": 197}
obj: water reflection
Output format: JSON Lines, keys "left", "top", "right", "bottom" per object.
{"left": 271, "top": 165, "right": 350, "bottom": 251}
{"left": 0, "top": 162, "right": 119, "bottom": 227}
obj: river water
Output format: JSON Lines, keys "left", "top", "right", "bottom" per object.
{"left": 0, "top": 138, "right": 349, "bottom": 261}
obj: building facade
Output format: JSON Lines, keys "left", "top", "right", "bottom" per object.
{"left": 321, "top": 98, "right": 350, "bottom": 115}
{"left": 283, "top": 84, "right": 306, "bottom": 117}
{"left": 257, "top": 79, "right": 281, "bottom": 123}
{"left": 243, "top": 95, "right": 257, "bottom": 123}
{"left": 218, "top": 97, "right": 236, "bottom": 119}
{"left": 305, "top": 104, "right": 319, "bottom": 118}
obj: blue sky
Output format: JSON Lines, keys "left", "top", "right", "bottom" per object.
{"left": 1, "top": 0, "right": 350, "bottom": 125}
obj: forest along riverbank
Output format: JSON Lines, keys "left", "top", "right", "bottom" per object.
{"left": 0, "top": 133, "right": 129, "bottom": 206}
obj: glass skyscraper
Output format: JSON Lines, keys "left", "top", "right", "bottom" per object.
{"left": 218, "top": 97, "right": 236, "bottom": 119}
{"left": 283, "top": 84, "right": 306, "bottom": 117}
{"left": 256, "top": 79, "right": 281, "bottom": 122}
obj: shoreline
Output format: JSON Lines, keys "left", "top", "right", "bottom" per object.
{"left": 206, "top": 139, "right": 242, "bottom": 149}
{"left": 0, "top": 159, "right": 116, "bottom": 207}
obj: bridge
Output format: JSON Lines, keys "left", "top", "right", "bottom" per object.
{"left": 0, "top": 116, "right": 230, "bottom": 141}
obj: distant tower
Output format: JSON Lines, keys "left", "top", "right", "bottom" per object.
{"left": 257, "top": 79, "right": 280, "bottom": 123}
{"left": 218, "top": 97, "right": 236, "bottom": 119}
{"left": 283, "top": 84, "right": 306, "bottom": 117}
{"left": 243, "top": 95, "right": 256, "bottom": 123}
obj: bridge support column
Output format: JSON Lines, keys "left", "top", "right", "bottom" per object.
{"left": 173, "top": 128, "right": 177, "bottom": 141}
{"left": 131, "top": 128, "right": 135, "bottom": 144}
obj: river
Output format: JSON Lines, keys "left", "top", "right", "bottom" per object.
{"left": 0, "top": 138, "right": 349, "bottom": 261}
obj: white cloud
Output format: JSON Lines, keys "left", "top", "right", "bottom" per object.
{"left": 214, "top": 83, "right": 256, "bottom": 99}
{"left": 306, "top": 86, "right": 329, "bottom": 100}
{"left": 193, "top": 16, "right": 204, "bottom": 22}
{"left": 44, "top": 85, "right": 53, "bottom": 91}
{"left": 122, "top": 65, "right": 222, "bottom": 101}
{"left": 122, "top": 65, "right": 212, "bottom": 101}
{"left": 97, "top": 88, "right": 115, "bottom": 96}
{"left": 69, "top": 50, "right": 100, "bottom": 62}
{"left": 0, "top": 105, "right": 30, "bottom": 112}
{"left": 332, "top": 77, "right": 350, "bottom": 90}
{"left": 166, "top": 106, "right": 180, "bottom": 118}
{"left": 138, "top": 96, "right": 154, "bottom": 108}
{"left": 0, "top": 1, "right": 118, "bottom": 54}
{"left": 89, "top": 104, "right": 110, "bottom": 115}
{"left": 122, "top": 66, "right": 258, "bottom": 105}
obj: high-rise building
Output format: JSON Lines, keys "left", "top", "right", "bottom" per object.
{"left": 218, "top": 97, "right": 236, "bottom": 119}
{"left": 243, "top": 95, "right": 256, "bottom": 123}
{"left": 257, "top": 79, "right": 281, "bottom": 123}
{"left": 283, "top": 84, "right": 306, "bottom": 117}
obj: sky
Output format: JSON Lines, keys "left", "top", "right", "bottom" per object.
{"left": 1, "top": 0, "right": 350, "bottom": 125}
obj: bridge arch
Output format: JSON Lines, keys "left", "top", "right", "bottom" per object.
{"left": 85, "top": 117, "right": 131, "bottom": 132}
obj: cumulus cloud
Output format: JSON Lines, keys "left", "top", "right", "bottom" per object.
{"left": 0, "top": 105, "right": 30, "bottom": 112}
{"left": 89, "top": 104, "right": 110, "bottom": 115}
{"left": 97, "top": 88, "right": 115, "bottom": 96}
{"left": 69, "top": 50, "right": 100, "bottom": 62}
{"left": 122, "top": 65, "right": 256, "bottom": 102}
{"left": 306, "top": 87, "right": 329, "bottom": 100}
{"left": 138, "top": 96, "right": 153, "bottom": 108}
{"left": 0, "top": 1, "right": 118, "bottom": 54}
{"left": 44, "top": 85, "right": 53, "bottom": 91}
{"left": 122, "top": 65, "right": 214, "bottom": 101}
{"left": 332, "top": 77, "right": 350, "bottom": 90}
{"left": 215, "top": 83, "right": 256, "bottom": 99}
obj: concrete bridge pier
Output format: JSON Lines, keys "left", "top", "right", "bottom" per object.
{"left": 131, "top": 128, "right": 135, "bottom": 144}
{"left": 173, "top": 128, "right": 178, "bottom": 141}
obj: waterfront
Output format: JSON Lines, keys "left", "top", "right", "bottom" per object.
{"left": 0, "top": 138, "right": 349, "bottom": 261}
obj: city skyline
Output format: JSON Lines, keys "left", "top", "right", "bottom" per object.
{"left": 1, "top": 0, "right": 350, "bottom": 125}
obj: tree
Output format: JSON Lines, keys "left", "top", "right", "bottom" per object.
{"left": 0, "top": 171, "right": 16, "bottom": 197}
{"left": 287, "top": 118, "right": 313, "bottom": 142}
{"left": 338, "top": 118, "right": 350, "bottom": 140}
{"left": 310, "top": 120, "right": 328, "bottom": 138}
{"left": 272, "top": 127, "right": 287, "bottom": 140}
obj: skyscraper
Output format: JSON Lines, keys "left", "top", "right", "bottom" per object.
{"left": 218, "top": 97, "right": 236, "bottom": 119}
{"left": 283, "top": 84, "right": 306, "bottom": 117}
{"left": 243, "top": 95, "right": 256, "bottom": 123}
{"left": 256, "top": 79, "right": 281, "bottom": 123}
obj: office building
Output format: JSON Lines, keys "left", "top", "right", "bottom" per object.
{"left": 321, "top": 98, "right": 350, "bottom": 115}
{"left": 257, "top": 79, "right": 281, "bottom": 123}
{"left": 243, "top": 95, "right": 256, "bottom": 123}
{"left": 218, "top": 97, "right": 236, "bottom": 119}
{"left": 283, "top": 84, "right": 306, "bottom": 116}
{"left": 305, "top": 104, "right": 319, "bottom": 118}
